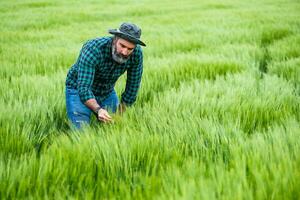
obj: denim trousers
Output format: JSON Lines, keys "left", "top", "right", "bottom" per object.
{"left": 65, "top": 88, "right": 119, "bottom": 129}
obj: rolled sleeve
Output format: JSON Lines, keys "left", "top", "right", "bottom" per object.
{"left": 121, "top": 49, "right": 143, "bottom": 106}
{"left": 77, "top": 43, "right": 101, "bottom": 103}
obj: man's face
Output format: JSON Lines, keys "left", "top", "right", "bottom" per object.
{"left": 112, "top": 37, "right": 136, "bottom": 64}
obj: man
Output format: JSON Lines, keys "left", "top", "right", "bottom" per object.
{"left": 65, "top": 22, "right": 146, "bottom": 129}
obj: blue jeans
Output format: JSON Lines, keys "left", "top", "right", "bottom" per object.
{"left": 65, "top": 88, "right": 119, "bottom": 129}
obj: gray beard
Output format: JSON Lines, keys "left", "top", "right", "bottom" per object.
{"left": 112, "top": 44, "right": 130, "bottom": 64}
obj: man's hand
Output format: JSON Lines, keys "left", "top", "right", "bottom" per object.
{"left": 118, "top": 103, "right": 127, "bottom": 115}
{"left": 97, "top": 108, "right": 112, "bottom": 123}
{"left": 84, "top": 99, "right": 112, "bottom": 123}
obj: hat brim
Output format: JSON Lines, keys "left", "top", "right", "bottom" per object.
{"left": 109, "top": 29, "right": 146, "bottom": 47}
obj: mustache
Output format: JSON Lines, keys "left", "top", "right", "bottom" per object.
{"left": 115, "top": 52, "right": 129, "bottom": 59}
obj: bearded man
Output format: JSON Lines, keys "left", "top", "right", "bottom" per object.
{"left": 65, "top": 22, "right": 146, "bottom": 129}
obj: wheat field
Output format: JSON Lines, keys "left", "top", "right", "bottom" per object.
{"left": 0, "top": 0, "right": 300, "bottom": 199}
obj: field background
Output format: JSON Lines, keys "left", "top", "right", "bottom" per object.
{"left": 1, "top": 0, "right": 300, "bottom": 199}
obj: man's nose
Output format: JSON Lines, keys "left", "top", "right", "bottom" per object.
{"left": 121, "top": 48, "right": 129, "bottom": 56}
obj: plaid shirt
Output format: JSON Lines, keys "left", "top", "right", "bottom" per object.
{"left": 66, "top": 36, "right": 143, "bottom": 106}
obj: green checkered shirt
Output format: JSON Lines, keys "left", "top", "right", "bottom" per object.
{"left": 66, "top": 36, "right": 143, "bottom": 106}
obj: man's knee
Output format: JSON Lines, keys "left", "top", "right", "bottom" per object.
{"left": 66, "top": 88, "right": 92, "bottom": 129}
{"left": 70, "top": 113, "right": 90, "bottom": 129}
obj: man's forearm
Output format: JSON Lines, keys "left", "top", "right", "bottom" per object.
{"left": 84, "top": 98, "right": 101, "bottom": 113}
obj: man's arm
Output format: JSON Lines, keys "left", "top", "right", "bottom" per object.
{"left": 85, "top": 99, "right": 112, "bottom": 123}
{"left": 120, "top": 47, "right": 143, "bottom": 109}
{"left": 77, "top": 42, "right": 112, "bottom": 122}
